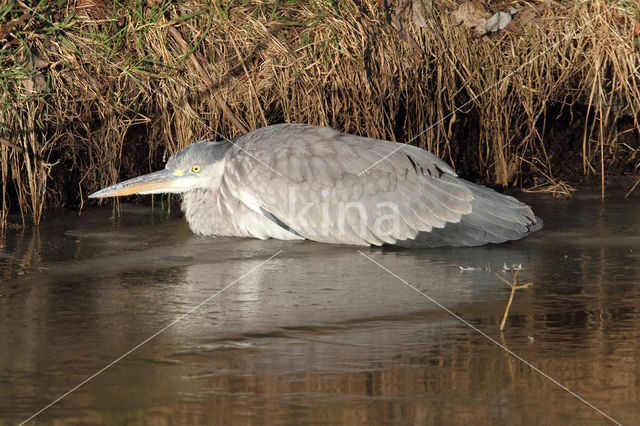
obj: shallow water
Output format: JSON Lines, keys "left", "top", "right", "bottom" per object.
{"left": 1, "top": 192, "right": 639, "bottom": 425}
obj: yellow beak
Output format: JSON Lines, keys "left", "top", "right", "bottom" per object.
{"left": 89, "top": 169, "right": 196, "bottom": 198}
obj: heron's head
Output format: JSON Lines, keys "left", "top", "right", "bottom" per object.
{"left": 89, "top": 140, "right": 231, "bottom": 199}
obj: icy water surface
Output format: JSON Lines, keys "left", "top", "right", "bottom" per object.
{"left": 1, "top": 192, "right": 639, "bottom": 424}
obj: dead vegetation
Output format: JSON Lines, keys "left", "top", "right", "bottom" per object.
{"left": 495, "top": 269, "right": 532, "bottom": 331}
{"left": 0, "top": 0, "right": 639, "bottom": 226}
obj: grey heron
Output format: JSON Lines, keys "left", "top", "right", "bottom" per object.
{"left": 89, "top": 123, "right": 542, "bottom": 247}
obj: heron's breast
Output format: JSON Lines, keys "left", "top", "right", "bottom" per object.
{"left": 181, "top": 189, "right": 302, "bottom": 240}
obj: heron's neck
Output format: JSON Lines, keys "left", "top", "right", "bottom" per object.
{"left": 182, "top": 188, "right": 221, "bottom": 235}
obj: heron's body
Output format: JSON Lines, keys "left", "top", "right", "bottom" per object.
{"left": 90, "top": 123, "right": 542, "bottom": 247}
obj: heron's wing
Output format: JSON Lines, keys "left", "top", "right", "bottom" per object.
{"left": 222, "top": 124, "right": 537, "bottom": 246}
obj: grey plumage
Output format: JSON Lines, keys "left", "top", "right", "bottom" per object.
{"left": 90, "top": 123, "right": 542, "bottom": 247}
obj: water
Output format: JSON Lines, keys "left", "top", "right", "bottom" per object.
{"left": 1, "top": 192, "right": 639, "bottom": 424}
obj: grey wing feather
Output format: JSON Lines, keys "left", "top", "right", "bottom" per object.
{"left": 223, "top": 123, "right": 541, "bottom": 247}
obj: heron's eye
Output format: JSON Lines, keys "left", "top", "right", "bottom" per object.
{"left": 191, "top": 165, "right": 201, "bottom": 173}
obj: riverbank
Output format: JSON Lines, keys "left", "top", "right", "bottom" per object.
{"left": 1, "top": 0, "right": 638, "bottom": 225}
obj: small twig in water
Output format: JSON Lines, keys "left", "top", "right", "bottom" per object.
{"left": 495, "top": 271, "right": 533, "bottom": 331}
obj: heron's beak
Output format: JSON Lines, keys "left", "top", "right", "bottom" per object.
{"left": 89, "top": 169, "right": 198, "bottom": 199}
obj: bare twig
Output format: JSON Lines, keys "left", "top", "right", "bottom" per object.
{"left": 0, "top": 137, "right": 24, "bottom": 153}
{"left": 495, "top": 271, "right": 533, "bottom": 331}
{"left": 626, "top": 177, "right": 640, "bottom": 198}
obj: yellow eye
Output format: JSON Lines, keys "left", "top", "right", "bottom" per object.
{"left": 191, "top": 165, "right": 201, "bottom": 173}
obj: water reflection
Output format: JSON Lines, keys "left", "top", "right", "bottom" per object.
{"left": 1, "top": 194, "right": 639, "bottom": 424}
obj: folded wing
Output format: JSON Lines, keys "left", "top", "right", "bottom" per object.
{"left": 221, "top": 124, "right": 539, "bottom": 247}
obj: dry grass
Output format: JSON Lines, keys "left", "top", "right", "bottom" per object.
{"left": 0, "top": 0, "right": 639, "bottom": 225}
